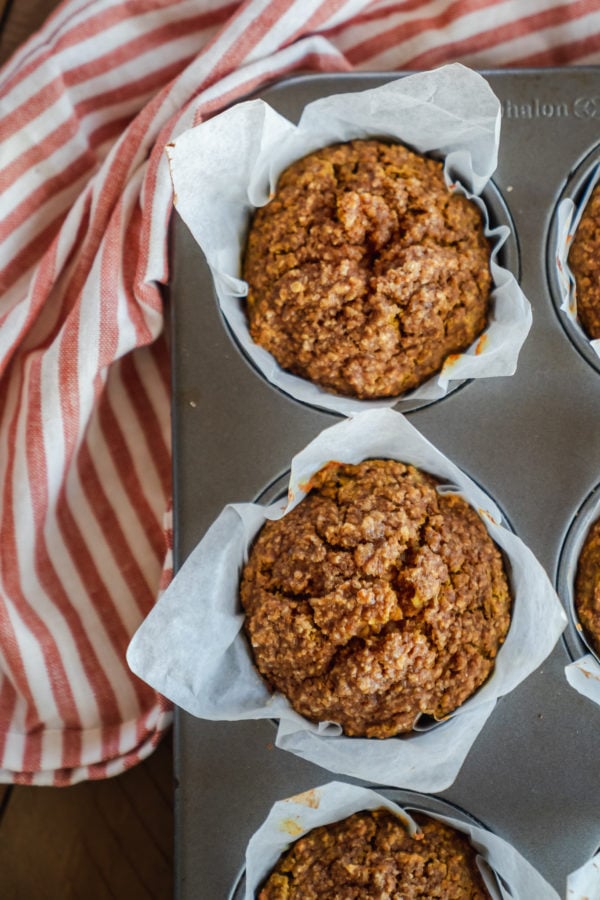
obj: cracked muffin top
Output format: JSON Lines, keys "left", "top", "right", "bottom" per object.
{"left": 240, "top": 459, "right": 511, "bottom": 738}
{"left": 258, "top": 808, "right": 492, "bottom": 899}
{"left": 243, "top": 139, "right": 491, "bottom": 399}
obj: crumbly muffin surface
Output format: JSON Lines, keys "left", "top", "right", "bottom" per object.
{"left": 242, "top": 139, "right": 491, "bottom": 399}
{"left": 575, "top": 517, "right": 600, "bottom": 656}
{"left": 240, "top": 459, "right": 511, "bottom": 738}
{"left": 258, "top": 809, "right": 492, "bottom": 899}
{"left": 569, "top": 181, "right": 600, "bottom": 339}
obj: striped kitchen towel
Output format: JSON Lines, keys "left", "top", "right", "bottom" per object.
{"left": 1, "top": 0, "right": 599, "bottom": 785}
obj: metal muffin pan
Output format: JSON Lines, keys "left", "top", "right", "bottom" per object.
{"left": 557, "top": 481, "right": 600, "bottom": 663}
{"left": 170, "top": 68, "right": 600, "bottom": 897}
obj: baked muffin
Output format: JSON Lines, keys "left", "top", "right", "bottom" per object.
{"left": 240, "top": 459, "right": 511, "bottom": 738}
{"left": 258, "top": 808, "right": 491, "bottom": 899}
{"left": 574, "top": 516, "right": 600, "bottom": 656}
{"left": 569, "top": 180, "right": 600, "bottom": 339}
{"left": 242, "top": 139, "right": 491, "bottom": 399}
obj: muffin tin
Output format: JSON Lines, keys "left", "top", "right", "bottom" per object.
{"left": 169, "top": 67, "right": 600, "bottom": 897}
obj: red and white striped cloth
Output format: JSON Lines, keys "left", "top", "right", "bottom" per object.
{"left": 1, "top": 0, "right": 599, "bottom": 786}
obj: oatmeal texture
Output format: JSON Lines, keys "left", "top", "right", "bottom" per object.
{"left": 569, "top": 180, "right": 600, "bottom": 339}
{"left": 258, "top": 808, "right": 491, "bottom": 899}
{"left": 240, "top": 459, "right": 511, "bottom": 738}
{"left": 243, "top": 139, "right": 491, "bottom": 399}
{"left": 575, "top": 517, "right": 600, "bottom": 656}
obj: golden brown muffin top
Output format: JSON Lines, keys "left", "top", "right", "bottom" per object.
{"left": 241, "top": 459, "right": 511, "bottom": 738}
{"left": 258, "top": 808, "right": 492, "bottom": 899}
{"left": 243, "top": 139, "right": 491, "bottom": 399}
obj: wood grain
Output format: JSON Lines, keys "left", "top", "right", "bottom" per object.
{"left": 0, "top": 733, "right": 174, "bottom": 899}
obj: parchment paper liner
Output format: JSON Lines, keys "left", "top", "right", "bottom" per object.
{"left": 128, "top": 408, "right": 565, "bottom": 792}
{"left": 243, "top": 781, "right": 560, "bottom": 900}
{"left": 554, "top": 159, "right": 600, "bottom": 357}
{"left": 565, "top": 652, "right": 600, "bottom": 705}
{"left": 166, "top": 63, "right": 531, "bottom": 415}
{"left": 567, "top": 851, "right": 600, "bottom": 899}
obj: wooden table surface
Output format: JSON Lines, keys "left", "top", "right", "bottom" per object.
{"left": 0, "top": 2, "right": 175, "bottom": 897}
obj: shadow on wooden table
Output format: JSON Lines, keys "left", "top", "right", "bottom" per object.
{"left": 0, "top": 731, "right": 174, "bottom": 899}
{"left": 0, "top": 0, "right": 60, "bottom": 64}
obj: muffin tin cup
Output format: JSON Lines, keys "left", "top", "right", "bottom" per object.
{"left": 555, "top": 482, "right": 600, "bottom": 708}
{"left": 166, "top": 62, "right": 530, "bottom": 415}
{"left": 551, "top": 152, "right": 600, "bottom": 369}
{"left": 556, "top": 489, "right": 600, "bottom": 712}
{"left": 558, "top": 483, "right": 600, "bottom": 660}
{"left": 239, "top": 781, "right": 558, "bottom": 900}
{"left": 127, "top": 408, "right": 565, "bottom": 793}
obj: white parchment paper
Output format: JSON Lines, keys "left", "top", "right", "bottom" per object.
{"left": 243, "top": 781, "right": 560, "bottom": 900}
{"left": 166, "top": 63, "right": 531, "bottom": 415}
{"left": 128, "top": 408, "right": 566, "bottom": 792}
{"left": 565, "top": 653, "right": 600, "bottom": 705}
{"left": 554, "top": 160, "right": 600, "bottom": 358}
{"left": 567, "top": 852, "right": 600, "bottom": 899}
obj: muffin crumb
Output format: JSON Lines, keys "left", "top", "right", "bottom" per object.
{"left": 243, "top": 139, "right": 491, "bottom": 399}
{"left": 240, "top": 459, "right": 511, "bottom": 738}
{"left": 258, "top": 808, "right": 491, "bottom": 899}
